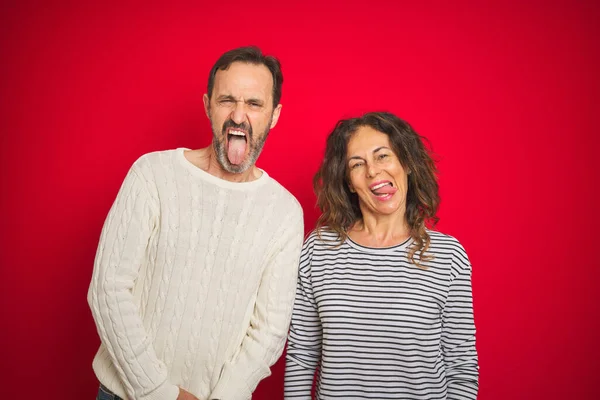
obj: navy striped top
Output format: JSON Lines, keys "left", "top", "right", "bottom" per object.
{"left": 284, "top": 229, "right": 478, "bottom": 399}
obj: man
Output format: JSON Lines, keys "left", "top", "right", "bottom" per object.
{"left": 88, "top": 46, "right": 304, "bottom": 400}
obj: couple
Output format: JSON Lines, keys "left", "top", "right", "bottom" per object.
{"left": 88, "top": 46, "right": 479, "bottom": 400}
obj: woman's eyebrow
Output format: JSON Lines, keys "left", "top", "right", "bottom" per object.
{"left": 373, "top": 146, "right": 391, "bottom": 154}
{"left": 347, "top": 155, "right": 364, "bottom": 162}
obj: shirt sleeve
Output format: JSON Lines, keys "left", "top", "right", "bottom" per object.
{"left": 441, "top": 242, "right": 479, "bottom": 400}
{"left": 87, "top": 161, "right": 179, "bottom": 400}
{"left": 209, "top": 207, "right": 304, "bottom": 400}
{"left": 284, "top": 233, "right": 322, "bottom": 399}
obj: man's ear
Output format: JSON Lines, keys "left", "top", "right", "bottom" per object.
{"left": 203, "top": 94, "right": 210, "bottom": 118}
{"left": 269, "top": 104, "right": 283, "bottom": 129}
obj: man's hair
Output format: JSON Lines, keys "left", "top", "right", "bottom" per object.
{"left": 313, "top": 112, "right": 440, "bottom": 267}
{"left": 207, "top": 46, "right": 283, "bottom": 108}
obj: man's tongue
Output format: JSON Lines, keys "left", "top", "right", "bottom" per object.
{"left": 227, "top": 136, "right": 247, "bottom": 165}
{"left": 373, "top": 185, "right": 397, "bottom": 195}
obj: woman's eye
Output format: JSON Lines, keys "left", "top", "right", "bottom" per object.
{"left": 378, "top": 154, "right": 389, "bottom": 160}
{"left": 350, "top": 163, "right": 363, "bottom": 170}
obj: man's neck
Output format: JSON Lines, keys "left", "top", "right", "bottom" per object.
{"left": 184, "top": 147, "right": 262, "bottom": 183}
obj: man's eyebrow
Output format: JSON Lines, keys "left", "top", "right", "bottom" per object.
{"left": 245, "top": 98, "right": 264, "bottom": 105}
{"left": 216, "top": 94, "right": 236, "bottom": 101}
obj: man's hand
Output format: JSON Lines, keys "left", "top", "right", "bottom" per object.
{"left": 177, "top": 387, "right": 199, "bottom": 400}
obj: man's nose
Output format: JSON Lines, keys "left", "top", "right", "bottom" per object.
{"left": 230, "top": 101, "right": 247, "bottom": 125}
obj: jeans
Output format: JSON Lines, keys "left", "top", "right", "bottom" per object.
{"left": 96, "top": 384, "right": 124, "bottom": 400}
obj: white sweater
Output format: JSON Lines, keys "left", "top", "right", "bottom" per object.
{"left": 88, "top": 148, "right": 304, "bottom": 400}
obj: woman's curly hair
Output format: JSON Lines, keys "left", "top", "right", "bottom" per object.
{"left": 313, "top": 112, "right": 440, "bottom": 267}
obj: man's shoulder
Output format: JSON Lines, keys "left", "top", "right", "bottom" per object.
{"left": 262, "top": 175, "right": 303, "bottom": 216}
{"left": 127, "top": 149, "right": 182, "bottom": 184}
{"left": 114, "top": 149, "right": 180, "bottom": 194}
{"left": 132, "top": 149, "right": 179, "bottom": 170}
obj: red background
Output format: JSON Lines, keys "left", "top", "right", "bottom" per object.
{"left": 1, "top": 1, "right": 598, "bottom": 399}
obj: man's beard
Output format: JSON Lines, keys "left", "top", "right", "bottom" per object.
{"left": 211, "top": 117, "right": 271, "bottom": 174}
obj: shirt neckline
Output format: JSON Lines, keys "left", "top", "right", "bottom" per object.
{"left": 176, "top": 147, "right": 269, "bottom": 190}
{"left": 345, "top": 234, "right": 412, "bottom": 255}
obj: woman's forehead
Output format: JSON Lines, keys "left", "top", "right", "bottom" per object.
{"left": 347, "top": 126, "right": 390, "bottom": 153}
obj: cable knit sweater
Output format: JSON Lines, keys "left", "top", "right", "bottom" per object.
{"left": 88, "top": 148, "right": 304, "bottom": 400}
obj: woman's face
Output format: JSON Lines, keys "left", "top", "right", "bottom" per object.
{"left": 346, "top": 126, "right": 409, "bottom": 220}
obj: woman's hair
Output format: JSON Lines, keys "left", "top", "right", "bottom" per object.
{"left": 313, "top": 112, "right": 440, "bottom": 266}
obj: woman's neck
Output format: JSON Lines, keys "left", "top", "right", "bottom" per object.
{"left": 348, "top": 212, "right": 410, "bottom": 248}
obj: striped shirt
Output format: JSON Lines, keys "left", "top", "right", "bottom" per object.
{"left": 284, "top": 229, "right": 478, "bottom": 399}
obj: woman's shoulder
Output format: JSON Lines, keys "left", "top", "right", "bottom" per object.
{"left": 303, "top": 227, "right": 345, "bottom": 249}
{"left": 298, "top": 228, "right": 345, "bottom": 270}
{"left": 427, "top": 230, "right": 469, "bottom": 254}
{"left": 305, "top": 227, "right": 342, "bottom": 243}
{"left": 427, "top": 229, "right": 471, "bottom": 268}
{"left": 427, "top": 229, "right": 461, "bottom": 245}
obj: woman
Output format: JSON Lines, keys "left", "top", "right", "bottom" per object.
{"left": 284, "top": 112, "right": 478, "bottom": 399}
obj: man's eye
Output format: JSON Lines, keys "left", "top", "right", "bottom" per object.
{"left": 219, "top": 99, "right": 234, "bottom": 104}
{"left": 249, "top": 102, "right": 261, "bottom": 108}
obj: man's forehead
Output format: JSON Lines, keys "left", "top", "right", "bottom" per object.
{"left": 213, "top": 63, "right": 273, "bottom": 97}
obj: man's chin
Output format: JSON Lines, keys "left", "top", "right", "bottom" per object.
{"left": 218, "top": 155, "right": 251, "bottom": 174}
{"left": 224, "top": 163, "right": 250, "bottom": 174}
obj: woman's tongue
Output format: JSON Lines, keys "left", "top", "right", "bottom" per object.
{"left": 373, "top": 185, "right": 397, "bottom": 196}
{"left": 227, "top": 136, "right": 247, "bottom": 165}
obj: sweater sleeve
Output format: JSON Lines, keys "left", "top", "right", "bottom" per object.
{"left": 87, "top": 161, "right": 179, "bottom": 400}
{"left": 284, "top": 233, "right": 322, "bottom": 399}
{"left": 441, "top": 242, "right": 479, "bottom": 400}
{"left": 209, "top": 207, "right": 304, "bottom": 400}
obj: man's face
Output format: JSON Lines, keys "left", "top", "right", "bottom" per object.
{"left": 204, "top": 62, "right": 282, "bottom": 174}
